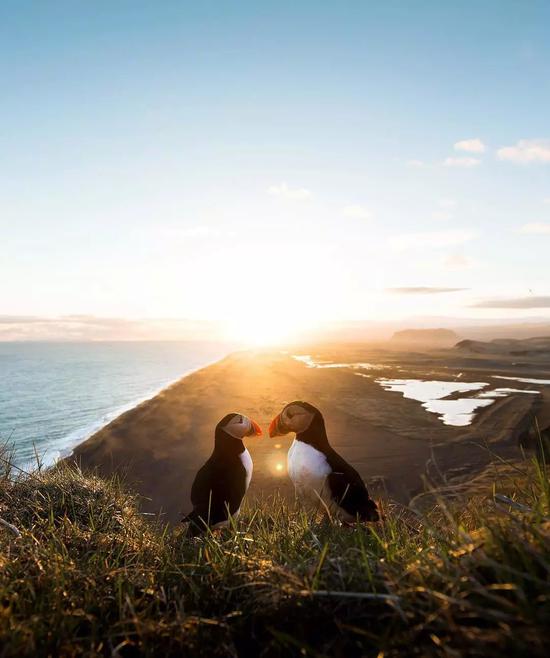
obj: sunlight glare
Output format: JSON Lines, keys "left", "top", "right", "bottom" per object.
{"left": 221, "top": 259, "right": 326, "bottom": 345}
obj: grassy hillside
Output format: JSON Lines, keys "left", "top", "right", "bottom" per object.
{"left": 0, "top": 449, "right": 549, "bottom": 657}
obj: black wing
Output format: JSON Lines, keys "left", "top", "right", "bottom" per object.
{"left": 326, "top": 450, "right": 379, "bottom": 522}
{"left": 184, "top": 455, "right": 247, "bottom": 533}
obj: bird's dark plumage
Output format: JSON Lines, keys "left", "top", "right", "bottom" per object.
{"left": 272, "top": 401, "right": 379, "bottom": 523}
{"left": 184, "top": 456, "right": 247, "bottom": 536}
{"left": 183, "top": 413, "right": 259, "bottom": 536}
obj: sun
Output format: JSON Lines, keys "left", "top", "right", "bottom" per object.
{"left": 211, "top": 248, "right": 329, "bottom": 346}
{"left": 227, "top": 319, "right": 296, "bottom": 347}
{"left": 225, "top": 314, "right": 315, "bottom": 347}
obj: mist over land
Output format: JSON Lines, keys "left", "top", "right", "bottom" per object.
{"left": 3, "top": 312, "right": 550, "bottom": 343}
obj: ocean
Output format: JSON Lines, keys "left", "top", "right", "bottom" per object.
{"left": 0, "top": 341, "right": 233, "bottom": 468}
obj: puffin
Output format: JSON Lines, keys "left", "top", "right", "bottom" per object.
{"left": 183, "top": 412, "right": 262, "bottom": 536}
{"left": 269, "top": 401, "right": 379, "bottom": 523}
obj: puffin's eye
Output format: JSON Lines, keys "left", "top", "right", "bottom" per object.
{"left": 287, "top": 410, "right": 294, "bottom": 419}
{"left": 239, "top": 415, "right": 243, "bottom": 423}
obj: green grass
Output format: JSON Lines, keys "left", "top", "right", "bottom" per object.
{"left": 0, "top": 449, "right": 549, "bottom": 657}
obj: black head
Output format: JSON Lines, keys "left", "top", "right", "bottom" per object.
{"left": 216, "top": 412, "right": 263, "bottom": 441}
{"left": 268, "top": 401, "right": 328, "bottom": 448}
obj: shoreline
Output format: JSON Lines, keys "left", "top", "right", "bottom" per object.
{"left": 57, "top": 351, "right": 241, "bottom": 467}
{"left": 2, "top": 341, "right": 239, "bottom": 470}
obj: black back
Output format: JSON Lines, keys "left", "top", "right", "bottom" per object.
{"left": 294, "top": 402, "right": 379, "bottom": 522}
{"left": 184, "top": 414, "right": 249, "bottom": 534}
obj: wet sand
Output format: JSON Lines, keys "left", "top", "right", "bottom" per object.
{"left": 70, "top": 346, "right": 550, "bottom": 522}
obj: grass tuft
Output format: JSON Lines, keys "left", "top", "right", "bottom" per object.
{"left": 0, "top": 449, "right": 549, "bottom": 657}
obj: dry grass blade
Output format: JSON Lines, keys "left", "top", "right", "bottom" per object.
{"left": 0, "top": 455, "right": 548, "bottom": 657}
{"left": 494, "top": 493, "right": 533, "bottom": 513}
{"left": 305, "top": 590, "right": 400, "bottom": 602}
{"left": 0, "top": 516, "right": 21, "bottom": 537}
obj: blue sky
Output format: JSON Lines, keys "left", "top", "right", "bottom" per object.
{"left": 1, "top": 1, "right": 550, "bottom": 341}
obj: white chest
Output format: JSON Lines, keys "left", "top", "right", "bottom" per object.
{"left": 240, "top": 448, "right": 253, "bottom": 491}
{"left": 287, "top": 439, "right": 331, "bottom": 498}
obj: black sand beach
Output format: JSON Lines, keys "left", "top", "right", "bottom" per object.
{"left": 69, "top": 343, "right": 550, "bottom": 522}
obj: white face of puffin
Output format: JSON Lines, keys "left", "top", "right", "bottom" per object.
{"left": 222, "top": 414, "right": 263, "bottom": 440}
{"left": 269, "top": 403, "right": 315, "bottom": 437}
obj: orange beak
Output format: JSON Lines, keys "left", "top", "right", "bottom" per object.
{"left": 249, "top": 418, "right": 263, "bottom": 437}
{"left": 268, "top": 413, "right": 281, "bottom": 438}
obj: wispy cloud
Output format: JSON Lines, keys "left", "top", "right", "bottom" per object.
{"left": 176, "top": 226, "right": 224, "bottom": 238}
{"left": 431, "top": 211, "right": 452, "bottom": 221}
{"left": 519, "top": 222, "right": 550, "bottom": 235}
{"left": 137, "top": 225, "right": 226, "bottom": 243}
{"left": 389, "top": 229, "right": 477, "bottom": 251}
{"left": 0, "top": 315, "right": 222, "bottom": 341}
{"left": 342, "top": 204, "right": 371, "bottom": 220}
{"left": 443, "top": 253, "right": 476, "bottom": 270}
{"left": 267, "top": 182, "right": 312, "bottom": 200}
{"left": 439, "top": 198, "right": 457, "bottom": 209}
{"left": 432, "top": 199, "right": 457, "bottom": 220}
{"left": 471, "top": 296, "right": 550, "bottom": 309}
{"left": 406, "top": 159, "right": 426, "bottom": 168}
{"left": 454, "top": 138, "right": 486, "bottom": 153}
{"left": 387, "top": 287, "right": 468, "bottom": 294}
{"left": 444, "top": 157, "right": 481, "bottom": 168}
{"left": 497, "top": 139, "right": 550, "bottom": 164}
{"left": 0, "top": 315, "right": 47, "bottom": 325}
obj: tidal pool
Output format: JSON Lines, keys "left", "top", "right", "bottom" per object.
{"left": 375, "top": 379, "right": 490, "bottom": 426}
{"left": 293, "top": 356, "right": 543, "bottom": 427}
{"left": 293, "top": 355, "right": 386, "bottom": 370}
{"left": 375, "top": 379, "right": 540, "bottom": 427}
{"left": 422, "top": 397, "right": 495, "bottom": 426}
{"left": 493, "top": 375, "right": 550, "bottom": 385}
{"left": 477, "top": 387, "right": 540, "bottom": 398}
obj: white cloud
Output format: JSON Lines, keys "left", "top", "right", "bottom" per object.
{"left": 267, "top": 182, "right": 312, "bottom": 200}
{"left": 454, "top": 138, "right": 486, "bottom": 153}
{"left": 497, "top": 139, "right": 550, "bottom": 164}
{"left": 387, "top": 286, "right": 468, "bottom": 294}
{"left": 431, "top": 211, "right": 452, "bottom": 221}
{"left": 472, "top": 296, "right": 550, "bottom": 309}
{"left": 178, "top": 226, "right": 223, "bottom": 238}
{"left": 519, "top": 222, "right": 550, "bottom": 235}
{"left": 162, "top": 226, "right": 224, "bottom": 239}
{"left": 0, "top": 315, "right": 223, "bottom": 341}
{"left": 439, "top": 198, "right": 457, "bottom": 209}
{"left": 443, "top": 253, "right": 475, "bottom": 270}
{"left": 444, "top": 157, "right": 481, "bottom": 168}
{"left": 389, "top": 229, "right": 477, "bottom": 252}
{"left": 342, "top": 204, "right": 371, "bottom": 220}
{"left": 543, "top": 198, "right": 550, "bottom": 205}
{"left": 139, "top": 225, "right": 226, "bottom": 242}
{"left": 432, "top": 199, "right": 456, "bottom": 220}
{"left": 406, "top": 159, "right": 426, "bottom": 168}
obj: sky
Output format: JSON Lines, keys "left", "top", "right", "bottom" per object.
{"left": 1, "top": 1, "right": 550, "bottom": 343}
